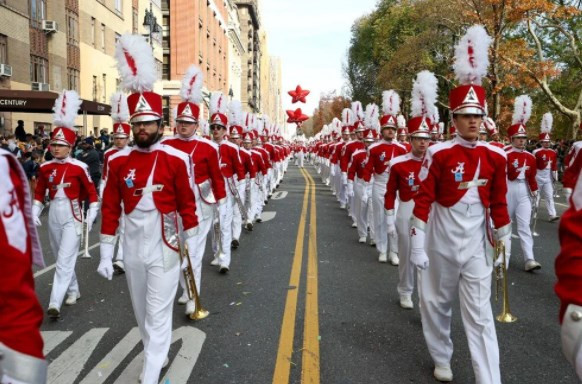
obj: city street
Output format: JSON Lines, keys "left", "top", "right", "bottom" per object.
{"left": 33, "top": 164, "right": 578, "bottom": 384}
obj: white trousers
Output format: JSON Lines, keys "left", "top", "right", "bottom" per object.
{"left": 212, "top": 184, "right": 234, "bottom": 267}
{"left": 354, "top": 179, "right": 368, "bottom": 238}
{"left": 420, "top": 202, "right": 500, "bottom": 384}
{"left": 396, "top": 200, "right": 415, "bottom": 296}
{"left": 536, "top": 175, "right": 557, "bottom": 217}
{"left": 506, "top": 181, "right": 535, "bottom": 263}
{"left": 48, "top": 198, "right": 80, "bottom": 309}
{"left": 232, "top": 181, "right": 246, "bottom": 241}
{"left": 115, "top": 214, "right": 125, "bottom": 262}
{"left": 123, "top": 209, "right": 180, "bottom": 384}
{"left": 372, "top": 176, "right": 398, "bottom": 254}
{"left": 250, "top": 181, "right": 262, "bottom": 220}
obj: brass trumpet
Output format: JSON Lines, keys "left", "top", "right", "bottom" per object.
{"left": 494, "top": 240, "right": 517, "bottom": 323}
{"left": 178, "top": 242, "right": 209, "bottom": 320}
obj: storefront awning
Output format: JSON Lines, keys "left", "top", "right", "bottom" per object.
{"left": 0, "top": 90, "right": 111, "bottom": 115}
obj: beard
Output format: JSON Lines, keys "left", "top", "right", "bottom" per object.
{"left": 134, "top": 129, "right": 160, "bottom": 148}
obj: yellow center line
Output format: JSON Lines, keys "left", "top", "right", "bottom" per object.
{"left": 302, "top": 168, "right": 320, "bottom": 384}
{"left": 272, "top": 168, "right": 311, "bottom": 384}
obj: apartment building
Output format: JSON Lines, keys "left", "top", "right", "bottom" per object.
{"left": 235, "top": 0, "right": 260, "bottom": 113}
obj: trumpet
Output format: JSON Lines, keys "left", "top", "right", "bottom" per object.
{"left": 227, "top": 177, "right": 249, "bottom": 223}
{"left": 493, "top": 240, "right": 517, "bottom": 323}
{"left": 178, "top": 242, "right": 209, "bottom": 320}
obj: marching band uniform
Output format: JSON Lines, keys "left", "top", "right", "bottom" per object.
{"left": 410, "top": 28, "right": 509, "bottom": 383}
{"left": 563, "top": 127, "right": 582, "bottom": 202}
{"left": 397, "top": 127, "right": 412, "bottom": 153}
{"left": 0, "top": 149, "right": 47, "bottom": 384}
{"left": 33, "top": 91, "right": 99, "bottom": 318}
{"left": 533, "top": 113, "right": 559, "bottom": 222}
{"left": 99, "top": 34, "right": 200, "bottom": 384}
{"left": 505, "top": 96, "right": 541, "bottom": 272}
{"left": 249, "top": 131, "right": 267, "bottom": 222}
{"left": 483, "top": 117, "right": 505, "bottom": 149}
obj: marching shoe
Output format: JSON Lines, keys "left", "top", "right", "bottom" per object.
{"left": 231, "top": 239, "right": 240, "bottom": 249}
{"left": 245, "top": 222, "right": 254, "bottom": 231}
{"left": 177, "top": 291, "right": 189, "bottom": 305}
{"left": 210, "top": 258, "right": 220, "bottom": 266}
{"left": 399, "top": 295, "right": 413, "bottom": 309}
{"left": 65, "top": 293, "right": 80, "bottom": 306}
{"left": 340, "top": 203, "right": 346, "bottom": 209}
{"left": 113, "top": 260, "right": 125, "bottom": 274}
{"left": 358, "top": 237, "right": 367, "bottom": 243}
{"left": 351, "top": 222, "right": 358, "bottom": 228}
{"left": 370, "top": 239, "right": 376, "bottom": 246}
{"left": 256, "top": 217, "right": 263, "bottom": 223}
{"left": 549, "top": 215, "right": 560, "bottom": 222}
{"left": 47, "top": 306, "right": 60, "bottom": 319}
{"left": 264, "top": 200, "right": 268, "bottom": 205}
{"left": 434, "top": 365, "right": 453, "bottom": 382}
{"left": 185, "top": 300, "right": 196, "bottom": 316}
{"left": 378, "top": 253, "right": 388, "bottom": 263}
{"left": 139, "top": 358, "right": 170, "bottom": 383}
{"left": 525, "top": 259, "right": 542, "bottom": 272}
{"left": 219, "top": 264, "right": 230, "bottom": 274}
{"left": 389, "top": 252, "right": 400, "bottom": 266}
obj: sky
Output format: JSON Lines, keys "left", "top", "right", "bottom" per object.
{"left": 260, "top": 0, "right": 378, "bottom": 120}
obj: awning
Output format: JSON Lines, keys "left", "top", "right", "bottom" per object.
{"left": 0, "top": 90, "right": 111, "bottom": 115}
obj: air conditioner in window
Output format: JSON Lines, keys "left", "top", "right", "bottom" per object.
{"left": 31, "top": 82, "right": 50, "bottom": 91}
{"left": 0, "top": 64, "right": 12, "bottom": 77}
{"left": 42, "top": 20, "right": 58, "bottom": 33}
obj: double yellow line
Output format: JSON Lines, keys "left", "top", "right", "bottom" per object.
{"left": 273, "top": 168, "right": 320, "bottom": 384}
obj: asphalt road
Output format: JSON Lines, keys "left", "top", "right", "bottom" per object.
{"left": 33, "top": 162, "right": 578, "bottom": 384}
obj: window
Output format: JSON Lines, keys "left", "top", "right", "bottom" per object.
{"left": 91, "top": 17, "right": 95, "bottom": 47}
{"left": 92, "top": 75, "right": 97, "bottom": 101}
{"left": 30, "top": 55, "right": 47, "bottom": 83}
{"left": 162, "top": 55, "right": 170, "bottom": 80}
{"left": 162, "top": 96, "right": 170, "bottom": 127}
{"left": 101, "top": 24, "right": 105, "bottom": 51}
{"left": 115, "top": 33, "right": 121, "bottom": 45}
{"left": 67, "top": 68, "right": 79, "bottom": 92}
{"left": 66, "top": 11, "right": 79, "bottom": 47}
{"left": 102, "top": 74, "right": 107, "bottom": 103}
{"left": 132, "top": 8, "right": 138, "bottom": 34}
{"left": 0, "top": 35, "right": 7, "bottom": 64}
{"left": 29, "top": 0, "right": 46, "bottom": 28}
{"left": 115, "top": 0, "right": 122, "bottom": 13}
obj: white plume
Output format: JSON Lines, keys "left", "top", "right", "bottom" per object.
{"left": 411, "top": 70, "right": 438, "bottom": 119}
{"left": 438, "top": 122, "right": 445, "bottom": 134}
{"left": 351, "top": 101, "right": 364, "bottom": 121}
{"left": 200, "top": 119, "right": 209, "bottom": 136}
{"left": 364, "top": 103, "right": 379, "bottom": 128}
{"left": 341, "top": 108, "right": 355, "bottom": 126}
{"left": 541, "top": 112, "right": 553, "bottom": 133}
{"left": 453, "top": 25, "right": 492, "bottom": 85}
{"left": 382, "top": 90, "right": 401, "bottom": 116}
{"left": 53, "top": 90, "right": 82, "bottom": 129}
{"left": 397, "top": 115, "right": 406, "bottom": 129}
{"left": 110, "top": 92, "right": 129, "bottom": 123}
{"left": 115, "top": 34, "right": 157, "bottom": 93}
{"left": 228, "top": 100, "right": 243, "bottom": 126}
{"left": 512, "top": 95, "right": 532, "bottom": 125}
{"left": 180, "top": 65, "right": 204, "bottom": 104}
{"left": 432, "top": 107, "right": 440, "bottom": 124}
{"left": 209, "top": 92, "right": 227, "bottom": 115}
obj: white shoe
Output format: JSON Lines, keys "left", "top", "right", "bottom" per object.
{"left": 389, "top": 252, "right": 400, "bottom": 266}
{"left": 210, "top": 255, "right": 220, "bottom": 266}
{"left": 65, "top": 293, "right": 80, "bottom": 306}
{"left": 113, "top": 260, "right": 125, "bottom": 274}
{"left": 370, "top": 239, "right": 376, "bottom": 246}
{"left": 399, "top": 295, "right": 413, "bottom": 309}
{"left": 177, "top": 291, "right": 189, "bottom": 305}
{"left": 185, "top": 300, "right": 196, "bottom": 316}
{"left": 358, "top": 236, "right": 367, "bottom": 243}
{"left": 434, "top": 365, "right": 453, "bottom": 382}
{"left": 525, "top": 259, "right": 541, "bottom": 272}
{"left": 351, "top": 222, "right": 357, "bottom": 228}
{"left": 340, "top": 203, "right": 346, "bottom": 209}
{"left": 139, "top": 358, "right": 170, "bottom": 383}
{"left": 378, "top": 253, "right": 387, "bottom": 263}
{"left": 219, "top": 264, "right": 230, "bottom": 274}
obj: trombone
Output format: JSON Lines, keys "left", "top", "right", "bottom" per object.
{"left": 212, "top": 204, "right": 225, "bottom": 258}
{"left": 493, "top": 240, "right": 517, "bottom": 323}
{"left": 178, "top": 241, "right": 209, "bottom": 320}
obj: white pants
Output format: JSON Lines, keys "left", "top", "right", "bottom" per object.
{"left": 250, "top": 180, "right": 262, "bottom": 220}
{"left": 115, "top": 214, "right": 125, "bottom": 262}
{"left": 212, "top": 182, "right": 234, "bottom": 267}
{"left": 48, "top": 198, "right": 80, "bottom": 309}
{"left": 536, "top": 175, "right": 557, "bottom": 217}
{"left": 420, "top": 202, "right": 500, "bottom": 384}
{"left": 354, "top": 179, "right": 368, "bottom": 238}
{"left": 232, "top": 180, "right": 246, "bottom": 241}
{"left": 372, "top": 176, "right": 398, "bottom": 254}
{"left": 123, "top": 209, "right": 180, "bottom": 384}
{"left": 396, "top": 200, "right": 415, "bottom": 296}
{"left": 506, "top": 181, "right": 535, "bottom": 263}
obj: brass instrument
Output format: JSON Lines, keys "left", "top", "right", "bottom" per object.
{"left": 227, "top": 177, "right": 249, "bottom": 222}
{"left": 178, "top": 242, "right": 209, "bottom": 320}
{"left": 80, "top": 201, "right": 92, "bottom": 259}
{"left": 212, "top": 204, "right": 224, "bottom": 257}
{"left": 493, "top": 240, "right": 517, "bottom": 323}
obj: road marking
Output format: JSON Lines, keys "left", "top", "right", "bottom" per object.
{"left": 160, "top": 326, "right": 206, "bottom": 383}
{"left": 48, "top": 328, "right": 109, "bottom": 384}
{"left": 271, "top": 191, "right": 288, "bottom": 200}
{"left": 302, "top": 168, "right": 320, "bottom": 384}
{"left": 272, "top": 169, "right": 311, "bottom": 383}
{"left": 42, "top": 330, "right": 73, "bottom": 355}
{"left": 260, "top": 211, "right": 277, "bottom": 222}
{"left": 34, "top": 242, "right": 101, "bottom": 279}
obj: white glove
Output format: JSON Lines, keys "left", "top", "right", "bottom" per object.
{"left": 494, "top": 231, "right": 511, "bottom": 267}
{"left": 97, "top": 242, "right": 114, "bottom": 280}
{"left": 346, "top": 182, "right": 354, "bottom": 197}
{"left": 32, "top": 203, "right": 43, "bottom": 226}
{"left": 531, "top": 190, "right": 538, "bottom": 198}
{"left": 86, "top": 203, "right": 100, "bottom": 232}
{"left": 361, "top": 188, "right": 368, "bottom": 203}
{"left": 341, "top": 172, "right": 348, "bottom": 185}
{"left": 564, "top": 188, "right": 572, "bottom": 202}
{"left": 386, "top": 213, "right": 396, "bottom": 235}
{"left": 552, "top": 170, "right": 558, "bottom": 182}
{"left": 410, "top": 225, "right": 428, "bottom": 270}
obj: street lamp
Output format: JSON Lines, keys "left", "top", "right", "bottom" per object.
{"left": 143, "top": 3, "right": 160, "bottom": 47}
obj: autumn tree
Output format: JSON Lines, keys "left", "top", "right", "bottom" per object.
{"left": 311, "top": 92, "right": 351, "bottom": 135}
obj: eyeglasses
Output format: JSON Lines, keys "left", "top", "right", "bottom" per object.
{"left": 209, "top": 125, "right": 225, "bottom": 131}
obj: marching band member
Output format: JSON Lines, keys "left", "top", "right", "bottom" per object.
{"left": 341, "top": 103, "right": 365, "bottom": 221}
{"left": 98, "top": 34, "right": 200, "bottom": 383}
{"left": 533, "top": 113, "right": 559, "bottom": 222}
{"left": 33, "top": 90, "right": 99, "bottom": 319}
{"left": 505, "top": 95, "right": 541, "bottom": 272}
{"left": 483, "top": 117, "right": 505, "bottom": 149}
{"left": 162, "top": 65, "right": 226, "bottom": 315}
{"left": 0, "top": 149, "right": 47, "bottom": 384}
{"left": 397, "top": 121, "right": 411, "bottom": 153}
{"left": 563, "top": 124, "right": 582, "bottom": 202}
{"left": 385, "top": 72, "right": 433, "bottom": 310}
{"left": 331, "top": 119, "right": 346, "bottom": 202}
{"left": 366, "top": 90, "right": 406, "bottom": 264}
{"left": 410, "top": 26, "right": 510, "bottom": 383}
{"left": 247, "top": 126, "right": 267, "bottom": 223}
{"left": 297, "top": 137, "right": 306, "bottom": 168}
{"left": 253, "top": 118, "right": 272, "bottom": 207}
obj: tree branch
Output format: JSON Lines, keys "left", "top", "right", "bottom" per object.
{"left": 527, "top": 17, "right": 547, "bottom": 83}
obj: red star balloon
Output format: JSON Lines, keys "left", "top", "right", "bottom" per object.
{"left": 288, "top": 85, "right": 310, "bottom": 104}
{"left": 286, "top": 108, "right": 309, "bottom": 124}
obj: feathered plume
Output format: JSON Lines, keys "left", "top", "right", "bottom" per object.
{"left": 512, "top": 95, "right": 532, "bottom": 125}
{"left": 243, "top": 112, "right": 252, "bottom": 128}
{"left": 228, "top": 100, "right": 243, "bottom": 126}
{"left": 438, "top": 122, "right": 445, "bottom": 134}
{"left": 261, "top": 116, "right": 270, "bottom": 134}
{"left": 410, "top": 70, "right": 438, "bottom": 118}
{"left": 110, "top": 92, "right": 129, "bottom": 123}
{"left": 341, "top": 108, "right": 355, "bottom": 127}
{"left": 541, "top": 112, "right": 553, "bottom": 133}
{"left": 397, "top": 115, "right": 406, "bottom": 129}
{"left": 432, "top": 107, "right": 440, "bottom": 124}
{"left": 352, "top": 101, "right": 364, "bottom": 121}
{"left": 115, "top": 34, "right": 157, "bottom": 93}
{"left": 180, "top": 65, "right": 204, "bottom": 104}
{"left": 209, "top": 92, "right": 227, "bottom": 115}
{"left": 364, "top": 103, "right": 379, "bottom": 128}
{"left": 200, "top": 119, "right": 209, "bottom": 136}
{"left": 53, "top": 90, "right": 82, "bottom": 129}
{"left": 453, "top": 25, "right": 492, "bottom": 85}
{"left": 382, "top": 90, "right": 401, "bottom": 116}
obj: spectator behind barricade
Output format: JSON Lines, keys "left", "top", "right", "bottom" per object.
{"left": 78, "top": 137, "right": 101, "bottom": 187}
{"left": 99, "top": 129, "right": 110, "bottom": 148}
{"left": 94, "top": 140, "right": 104, "bottom": 164}
{"left": 14, "top": 120, "right": 26, "bottom": 142}
{"left": 4, "top": 133, "right": 23, "bottom": 160}
{"left": 22, "top": 151, "right": 41, "bottom": 196}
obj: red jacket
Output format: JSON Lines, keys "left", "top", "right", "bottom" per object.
{"left": 489, "top": 141, "right": 505, "bottom": 149}
{"left": 532, "top": 147, "right": 557, "bottom": 171}
{"left": 563, "top": 141, "right": 582, "bottom": 190}
{"left": 239, "top": 147, "right": 257, "bottom": 179}
{"left": 506, "top": 147, "right": 538, "bottom": 192}
{"left": 340, "top": 141, "right": 365, "bottom": 173}
{"left": 255, "top": 146, "right": 271, "bottom": 170}
{"left": 413, "top": 138, "right": 510, "bottom": 229}
{"left": 102, "top": 147, "right": 121, "bottom": 182}
{"left": 219, "top": 140, "right": 245, "bottom": 180}
{"left": 365, "top": 140, "right": 407, "bottom": 176}
{"left": 100, "top": 143, "right": 198, "bottom": 237}
{"left": 385, "top": 152, "right": 423, "bottom": 210}
{"left": 399, "top": 141, "right": 412, "bottom": 153}
{"left": 331, "top": 142, "right": 345, "bottom": 165}
{"left": 347, "top": 149, "right": 371, "bottom": 182}
{"left": 251, "top": 149, "right": 267, "bottom": 175}
{"left": 34, "top": 157, "right": 98, "bottom": 205}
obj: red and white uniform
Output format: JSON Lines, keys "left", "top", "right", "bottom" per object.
{"left": 365, "top": 140, "right": 407, "bottom": 256}
{"left": 331, "top": 141, "right": 347, "bottom": 204}
{"left": 555, "top": 169, "right": 582, "bottom": 380}
{"left": 505, "top": 146, "right": 538, "bottom": 264}
{"left": 563, "top": 141, "right": 582, "bottom": 202}
{"left": 34, "top": 157, "right": 98, "bottom": 311}
{"left": 488, "top": 141, "right": 505, "bottom": 149}
{"left": 250, "top": 148, "right": 267, "bottom": 220}
{"left": 399, "top": 141, "right": 412, "bottom": 153}
{"left": 347, "top": 148, "right": 373, "bottom": 240}
{"left": 384, "top": 152, "right": 423, "bottom": 298}
{"left": 233, "top": 147, "right": 255, "bottom": 240}
{"left": 533, "top": 147, "right": 558, "bottom": 217}
{"left": 411, "top": 137, "right": 510, "bottom": 383}
{"left": 0, "top": 149, "right": 47, "bottom": 384}
{"left": 263, "top": 141, "right": 278, "bottom": 193}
